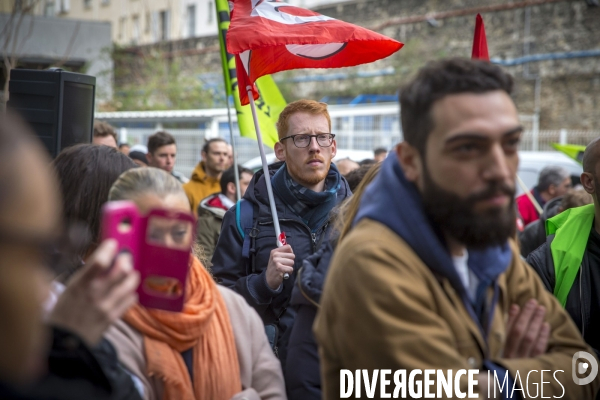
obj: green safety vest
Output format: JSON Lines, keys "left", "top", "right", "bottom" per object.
{"left": 546, "top": 204, "right": 595, "bottom": 307}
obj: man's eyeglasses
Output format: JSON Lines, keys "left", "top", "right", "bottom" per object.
{"left": 280, "top": 133, "right": 335, "bottom": 148}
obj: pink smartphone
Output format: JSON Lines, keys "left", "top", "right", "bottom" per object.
{"left": 101, "top": 200, "right": 196, "bottom": 312}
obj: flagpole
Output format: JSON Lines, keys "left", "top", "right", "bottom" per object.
{"left": 246, "top": 85, "right": 281, "bottom": 239}
{"left": 225, "top": 95, "right": 242, "bottom": 201}
{"left": 247, "top": 86, "right": 288, "bottom": 277}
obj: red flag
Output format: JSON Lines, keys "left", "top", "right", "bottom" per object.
{"left": 228, "top": 0, "right": 403, "bottom": 105}
{"left": 471, "top": 14, "right": 489, "bottom": 61}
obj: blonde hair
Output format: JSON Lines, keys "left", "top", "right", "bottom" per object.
{"left": 276, "top": 99, "right": 331, "bottom": 140}
{"left": 109, "top": 167, "right": 185, "bottom": 202}
{"left": 108, "top": 168, "right": 208, "bottom": 266}
{"left": 336, "top": 162, "right": 381, "bottom": 242}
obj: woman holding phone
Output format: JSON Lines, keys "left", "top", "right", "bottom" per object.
{"left": 104, "top": 167, "right": 285, "bottom": 400}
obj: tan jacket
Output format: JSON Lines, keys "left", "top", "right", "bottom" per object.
{"left": 183, "top": 162, "right": 221, "bottom": 216}
{"left": 105, "top": 286, "right": 286, "bottom": 400}
{"left": 314, "top": 219, "right": 600, "bottom": 399}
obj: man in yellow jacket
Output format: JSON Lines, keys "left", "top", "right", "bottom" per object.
{"left": 183, "top": 138, "right": 229, "bottom": 215}
{"left": 314, "top": 59, "right": 600, "bottom": 399}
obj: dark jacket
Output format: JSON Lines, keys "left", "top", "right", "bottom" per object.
{"left": 285, "top": 240, "right": 335, "bottom": 400}
{"left": 527, "top": 235, "right": 599, "bottom": 358}
{"left": 4, "top": 327, "right": 141, "bottom": 400}
{"left": 211, "top": 162, "right": 350, "bottom": 363}
{"left": 196, "top": 193, "right": 229, "bottom": 263}
{"left": 518, "top": 196, "right": 563, "bottom": 257}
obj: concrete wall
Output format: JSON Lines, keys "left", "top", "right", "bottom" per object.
{"left": 0, "top": 14, "right": 113, "bottom": 103}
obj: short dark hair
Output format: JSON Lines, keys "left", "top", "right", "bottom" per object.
{"left": 148, "top": 131, "right": 176, "bottom": 154}
{"left": 93, "top": 120, "right": 118, "bottom": 143}
{"left": 220, "top": 165, "right": 253, "bottom": 194}
{"left": 52, "top": 144, "right": 137, "bottom": 260}
{"left": 374, "top": 147, "right": 387, "bottom": 156}
{"left": 345, "top": 164, "right": 377, "bottom": 192}
{"left": 400, "top": 58, "right": 514, "bottom": 156}
{"left": 202, "top": 138, "right": 228, "bottom": 155}
{"left": 358, "top": 159, "right": 376, "bottom": 167}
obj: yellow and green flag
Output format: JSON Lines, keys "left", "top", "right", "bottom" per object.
{"left": 551, "top": 143, "right": 585, "bottom": 164}
{"left": 215, "top": 0, "right": 286, "bottom": 148}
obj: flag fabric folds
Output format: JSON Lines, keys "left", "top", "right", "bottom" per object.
{"left": 216, "top": 0, "right": 286, "bottom": 148}
{"left": 471, "top": 13, "right": 490, "bottom": 61}
{"left": 227, "top": 0, "right": 404, "bottom": 105}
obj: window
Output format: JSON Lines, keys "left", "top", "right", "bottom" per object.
{"left": 132, "top": 15, "right": 140, "bottom": 44}
{"left": 151, "top": 11, "right": 159, "bottom": 41}
{"left": 207, "top": 1, "right": 213, "bottom": 23}
{"left": 159, "top": 10, "right": 170, "bottom": 41}
{"left": 186, "top": 5, "right": 196, "bottom": 38}
{"left": 58, "top": 0, "right": 70, "bottom": 13}
{"left": 145, "top": 12, "right": 151, "bottom": 33}
{"left": 44, "top": 0, "right": 55, "bottom": 16}
{"left": 118, "top": 16, "right": 126, "bottom": 40}
{"left": 84, "top": 0, "right": 92, "bottom": 9}
{"left": 101, "top": 0, "right": 109, "bottom": 5}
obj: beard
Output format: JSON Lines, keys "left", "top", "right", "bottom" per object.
{"left": 421, "top": 169, "right": 516, "bottom": 249}
{"left": 287, "top": 155, "right": 331, "bottom": 187}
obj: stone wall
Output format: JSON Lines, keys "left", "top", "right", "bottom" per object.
{"left": 115, "top": 0, "right": 600, "bottom": 129}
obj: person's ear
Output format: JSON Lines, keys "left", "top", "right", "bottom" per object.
{"left": 581, "top": 172, "right": 595, "bottom": 195}
{"left": 227, "top": 182, "right": 236, "bottom": 197}
{"left": 275, "top": 141, "right": 286, "bottom": 162}
{"left": 201, "top": 151, "right": 207, "bottom": 161}
{"left": 145, "top": 153, "right": 152, "bottom": 164}
{"left": 547, "top": 184, "right": 557, "bottom": 197}
{"left": 396, "top": 142, "right": 423, "bottom": 185}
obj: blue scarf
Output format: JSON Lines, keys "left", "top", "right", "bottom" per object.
{"left": 272, "top": 163, "right": 341, "bottom": 231}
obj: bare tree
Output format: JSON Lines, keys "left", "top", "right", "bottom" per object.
{"left": 1, "top": 0, "right": 40, "bottom": 109}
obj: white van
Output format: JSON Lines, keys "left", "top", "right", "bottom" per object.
{"left": 517, "top": 151, "right": 582, "bottom": 196}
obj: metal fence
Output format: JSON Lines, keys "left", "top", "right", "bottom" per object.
{"left": 101, "top": 105, "right": 600, "bottom": 180}
{"left": 519, "top": 129, "right": 600, "bottom": 152}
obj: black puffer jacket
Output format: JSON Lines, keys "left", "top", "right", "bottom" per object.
{"left": 6, "top": 327, "right": 141, "bottom": 400}
{"left": 211, "top": 162, "right": 350, "bottom": 364}
{"left": 285, "top": 239, "right": 335, "bottom": 400}
{"left": 518, "top": 196, "right": 563, "bottom": 257}
{"left": 527, "top": 236, "right": 598, "bottom": 358}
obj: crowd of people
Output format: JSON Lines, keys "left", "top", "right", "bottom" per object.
{"left": 1, "top": 58, "right": 599, "bottom": 400}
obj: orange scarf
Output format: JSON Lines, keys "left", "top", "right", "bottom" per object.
{"left": 124, "top": 257, "right": 242, "bottom": 400}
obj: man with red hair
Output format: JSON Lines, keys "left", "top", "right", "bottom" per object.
{"left": 211, "top": 100, "right": 351, "bottom": 364}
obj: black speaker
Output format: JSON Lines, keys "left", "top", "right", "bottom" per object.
{"left": 8, "top": 68, "right": 96, "bottom": 158}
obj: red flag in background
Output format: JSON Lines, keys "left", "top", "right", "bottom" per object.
{"left": 228, "top": 0, "right": 403, "bottom": 105}
{"left": 471, "top": 13, "right": 490, "bottom": 61}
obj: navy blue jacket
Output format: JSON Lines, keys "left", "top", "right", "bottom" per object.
{"left": 285, "top": 240, "right": 335, "bottom": 400}
{"left": 211, "top": 162, "right": 350, "bottom": 363}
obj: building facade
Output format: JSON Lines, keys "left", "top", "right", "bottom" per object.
{"left": 2, "top": 0, "right": 355, "bottom": 46}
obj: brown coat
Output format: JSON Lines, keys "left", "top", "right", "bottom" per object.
{"left": 183, "top": 162, "right": 221, "bottom": 216}
{"left": 314, "top": 219, "right": 600, "bottom": 399}
{"left": 105, "top": 286, "right": 286, "bottom": 400}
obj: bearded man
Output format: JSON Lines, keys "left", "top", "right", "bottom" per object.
{"left": 314, "top": 59, "right": 599, "bottom": 400}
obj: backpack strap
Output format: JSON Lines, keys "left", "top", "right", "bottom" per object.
{"left": 236, "top": 199, "right": 255, "bottom": 260}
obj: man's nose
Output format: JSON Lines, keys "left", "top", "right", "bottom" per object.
{"left": 483, "top": 144, "right": 513, "bottom": 183}
{"left": 308, "top": 136, "right": 321, "bottom": 152}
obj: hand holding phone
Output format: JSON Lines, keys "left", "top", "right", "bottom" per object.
{"left": 101, "top": 201, "right": 196, "bottom": 312}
